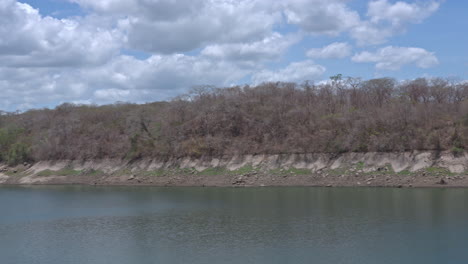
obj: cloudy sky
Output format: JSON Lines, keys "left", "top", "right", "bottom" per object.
{"left": 1, "top": 0, "right": 467, "bottom": 111}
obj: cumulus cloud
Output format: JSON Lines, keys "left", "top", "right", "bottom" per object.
{"left": 306, "top": 42, "right": 352, "bottom": 59}
{"left": 367, "top": 0, "right": 440, "bottom": 27}
{"left": 352, "top": 46, "right": 439, "bottom": 70}
{"left": 350, "top": 0, "right": 441, "bottom": 45}
{"left": 201, "top": 32, "right": 300, "bottom": 63}
{"left": 0, "top": 0, "right": 445, "bottom": 111}
{"left": 66, "top": 0, "right": 443, "bottom": 51}
{"left": 71, "top": 0, "right": 281, "bottom": 54}
{"left": 252, "top": 60, "right": 326, "bottom": 84}
{"left": 0, "top": 0, "right": 121, "bottom": 67}
{"left": 283, "top": 0, "right": 360, "bottom": 35}
{"left": 0, "top": 53, "right": 251, "bottom": 110}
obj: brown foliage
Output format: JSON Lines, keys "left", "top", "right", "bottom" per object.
{"left": 0, "top": 77, "right": 467, "bottom": 163}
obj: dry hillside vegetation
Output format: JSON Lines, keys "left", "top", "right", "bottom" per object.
{"left": 1, "top": 77, "right": 467, "bottom": 165}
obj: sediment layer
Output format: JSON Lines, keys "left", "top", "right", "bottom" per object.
{"left": 1, "top": 151, "right": 467, "bottom": 187}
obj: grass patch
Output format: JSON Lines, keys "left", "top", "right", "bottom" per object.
{"left": 451, "top": 146, "right": 464, "bottom": 156}
{"left": 4, "top": 169, "right": 27, "bottom": 177}
{"left": 397, "top": 170, "right": 413, "bottom": 175}
{"left": 36, "top": 168, "right": 105, "bottom": 177}
{"left": 85, "top": 169, "right": 105, "bottom": 176}
{"left": 268, "top": 167, "right": 311, "bottom": 175}
{"left": 355, "top": 162, "right": 365, "bottom": 170}
{"left": 198, "top": 167, "right": 228, "bottom": 176}
{"left": 37, "top": 169, "right": 82, "bottom": 177}
{"left": 425, "top": 167, "right": 457, "bottom": 176}
{"left": 229, "top": 165, "right": 258, "bottom": 175}
{"left": 113, "top": 168, "right": 132, "bottom": 176}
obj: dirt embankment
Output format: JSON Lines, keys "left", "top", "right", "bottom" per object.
{"left": 1, "top": 151, "right": 467, "bottom": 187}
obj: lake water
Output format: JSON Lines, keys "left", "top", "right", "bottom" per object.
{"left": 1, "top": 186, "right": 468, "bottom": 264}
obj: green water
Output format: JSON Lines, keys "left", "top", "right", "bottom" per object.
{"left": 1, "top": 186, "right": 468, "bottom": 264}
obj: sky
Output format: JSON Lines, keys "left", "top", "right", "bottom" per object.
{"left": 0, "top": 0, "right": 467, "bottom": 111}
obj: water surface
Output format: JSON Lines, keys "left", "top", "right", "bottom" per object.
{"left": 1, "top": 186, "right": 467, "bottom": 264}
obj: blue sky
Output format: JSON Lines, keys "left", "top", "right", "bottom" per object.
{"left": 1, "top": 0, "right": 467, "bottom": 111}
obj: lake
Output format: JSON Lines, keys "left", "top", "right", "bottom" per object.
{"left": 1, "top": 186, "right": 468, "bottom": 264}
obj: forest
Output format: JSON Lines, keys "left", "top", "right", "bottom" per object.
{"left": 0, "top": 77, "right": 467, "bottom": 165}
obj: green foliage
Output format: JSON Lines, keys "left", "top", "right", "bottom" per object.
{"left": 0, "top": 127, "right": 31, "bottom": 165}
{"left": 451, "top": 146, "right": 464, "bottom": 156}
{"left": 6, "top": 142, "right": 30, "bottom": 165}
{"left": 330, "top": 74, "right": 343, "bottom": 82}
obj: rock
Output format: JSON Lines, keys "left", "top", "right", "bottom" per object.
{"left": 437, "top": 178, "right": 447, "bottom": 185}
{"left": 127, "top": 175, "right": 136, "bottom": 181}
{"left": 246, "top": 172, "right": 258, "bottom": 176}
{"left": 326, "top": 184, "right": 332, "bottom": 187}
{"left": 232, "top": 177, "right": 246, "bottom": 185}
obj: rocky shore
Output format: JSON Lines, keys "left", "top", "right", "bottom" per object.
{"left": 1, "top": 151, "right": 467, "bottom": 187}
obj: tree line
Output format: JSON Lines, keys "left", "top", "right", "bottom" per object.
{"left": 1, "top": 77, "right": 467, "bottom": 165}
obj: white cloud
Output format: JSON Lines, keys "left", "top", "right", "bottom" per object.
{"left": 0, "top": 53, "right": 251, "bottom": 110}
{"left": 350, "top": 0, "right": 441, "bottom": 45}
{"left": 282, "top": 0, "right": 360, "bottom": 35}
{"left": 0, "top": 0, "right": 446, "bottom": 111}
{"left": 349, "top": 22, "right": 394, "bottom": 46}
{"left": 71, "top": 0, "right": 281, "bottom": 54}
{"left": 0, "top": 0, "right": 121, "bottom": 67}
{"left": 352, "top": 46, "right": 439, "bottom": 70}
{"left": 201, "top": 32, "right": 300, "bottom": 63}
{"left": 306, "top": 42, "right": 352, "bottom": 59}
{"left": 367, "top": 0, "right": 440, "bottom": 27}
{"left": 252, "top": 60, "right": 326, "bottom": 84}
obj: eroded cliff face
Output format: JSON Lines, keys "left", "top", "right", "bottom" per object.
{"left": 1, "top": 151, "right": 467, "bottom": 186}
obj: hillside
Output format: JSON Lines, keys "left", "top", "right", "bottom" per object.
{"left": 1, "top": 77, "right": 467, "bottom": 166}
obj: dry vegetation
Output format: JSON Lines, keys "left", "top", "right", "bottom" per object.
{"left": 1, "top": 77, "right": 467, "bottom": 165}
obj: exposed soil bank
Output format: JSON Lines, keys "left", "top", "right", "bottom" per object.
{"left": 1, "top": 151, "right": 467, "bottom": 187}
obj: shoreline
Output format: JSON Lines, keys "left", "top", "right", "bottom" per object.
{"left": 1, "top": 171, "right": 467, "bottom": 188}
{"left": 1, "top": 151, "right": 467, "bottom": 188}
